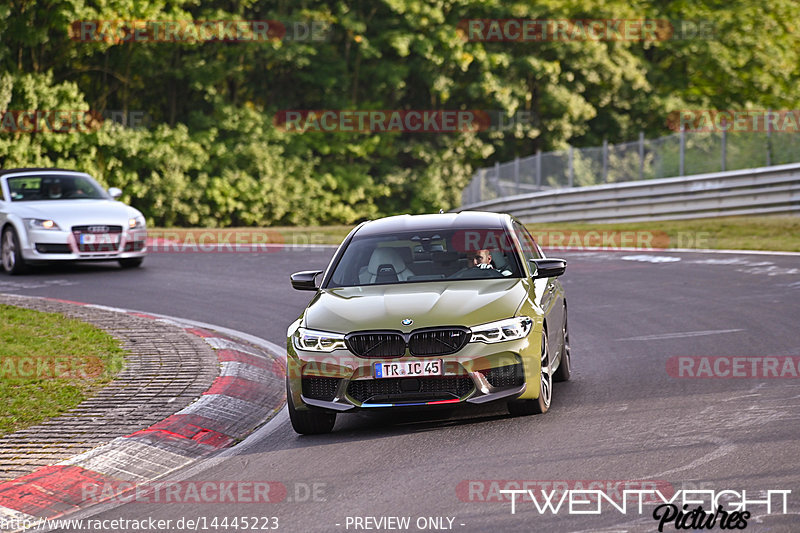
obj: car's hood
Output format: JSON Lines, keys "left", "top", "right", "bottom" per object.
{"left": 10, "top": 200, "right": 141, "bottom": 227}
{"left": 304, "top": 279, "right": 529, "bottom": 333}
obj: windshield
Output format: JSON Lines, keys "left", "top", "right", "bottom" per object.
{"left": 6, "top": 174, "right": 109, "bottom": 201}
{"left": 327, "top": 228, "right": 525, "bottom": 288}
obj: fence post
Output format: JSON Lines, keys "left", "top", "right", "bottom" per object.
{"left": 638, "top": 131, "right": 645, "bottom": 180}
{"left": 536, "top": 149, "right": 542, "bottom": 188}
{"left": 514, "top": 156, "right": 520, "bottom": 194}
{"left": 721, "top": 121, "right": 727, "bottom": 171}
{"left": 492, "top": 161, "right": 500, "bottom": 199}
{"left": 679, "top": 127, "right": 686, "bottom": 176}
{"left": 766, "top": 108, "right": 772, "bottom": 166}
{"left": 568, "top": 145, "right": 574, "bottom": 187}
{"left": 602, "top": 139, "right": 608, "bottom": 183}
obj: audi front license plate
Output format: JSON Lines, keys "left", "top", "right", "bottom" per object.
{"left": 80, "top": 233, "right": 119, "bottom": 245}
{"left": 374, "top": 360, "right": 443, "bottom": 378}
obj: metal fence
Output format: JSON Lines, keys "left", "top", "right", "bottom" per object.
{"left": 462, "top": 163, "right": 800, "bottom": 224}
{"left": 462, "top": 130, "right": 800, "bottom": 206}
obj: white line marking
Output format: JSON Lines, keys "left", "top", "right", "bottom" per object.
{"left": 545, "top": 247, "right": 800, "bottom": 257}
{"left": 620, "top": 255, "right": 682, "bottom": 263}
{"left": 617, "top": 328, "right": 744, "bottom": 341}
{"left": 85, "top": 303, "right": 130, "bottom": 313}
{"left": 203, "top": 337, "right": 269, "bottom": 358}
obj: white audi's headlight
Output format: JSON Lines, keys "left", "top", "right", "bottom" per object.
{"left": 128, "top": 216, "right": 145, "bottom": 229}
{"left": 470, "top": 316, "right": 533, "bottom": 343}
{"left": 25, "top": 218, "right": 61, "bottom": 230}
{"left": 293, "top": 327, "right": 346, "bottom": 352}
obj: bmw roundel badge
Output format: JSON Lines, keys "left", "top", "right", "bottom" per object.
{"left": 401, "top": 318, "right": 413, "bottom": 326}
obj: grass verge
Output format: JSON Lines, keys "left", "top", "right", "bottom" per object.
{"left": 525, "top": 216, "right": 800, "bottom": 252}
{"left": 0, "top": 305, "right": 125, "bottom": 436}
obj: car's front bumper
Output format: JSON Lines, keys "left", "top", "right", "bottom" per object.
{"left": 287, "top": 331, "right": 542, "bottom": 412}
{"left": 19, "top": 227, "right": 147, "bottom": 262}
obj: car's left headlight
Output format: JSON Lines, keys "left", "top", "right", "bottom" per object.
{"left": 470, "top": 316, "right": 533, "bottom": 343}
{"left": 25, "top": 218, "right": 61, "bottom": 231}
{"left": 128, "top": 216, "right": 145, "bottom": 229}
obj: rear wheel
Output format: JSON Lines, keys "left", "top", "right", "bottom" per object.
{"left": 508, "top": 329, "right": 552, "bottom": 416}
{"left": 553, "top": 304, "right": 571, "bottom": 382}
{"left": 118, "top": 257, "right": 144, "bottom": 268}
{"left": 1, "top": 227, "right": 27, "bottom": 275}
{"left": 287, "top": 380, "right": 336, "bottom": 434}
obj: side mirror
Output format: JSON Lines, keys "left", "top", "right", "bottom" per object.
{"left": 291, "top": 270, "right": 323, "bottom": 291}
{"left": 108, "top": 187, "right": 122, "bottom": 200}
{"left": 530, "top": 258, "right": 567, "bottom": 279}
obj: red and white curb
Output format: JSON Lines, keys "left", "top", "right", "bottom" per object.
{"left": 0, "top": 298, "right": 285, "bottom": 530}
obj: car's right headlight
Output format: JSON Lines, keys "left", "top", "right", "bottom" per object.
{"left": 293, "top": 327, "right": 347, "bottom": 352}
{"left": 470, "top": 316, "right": 533, "bottom": 344}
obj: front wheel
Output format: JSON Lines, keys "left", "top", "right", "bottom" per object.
{"left": 287, "top": 382, "right": 336, "bottom": 434}
{"left": 1, "top": 227, "right": 28, "bottom": 275}
{"left": 508, "top": 329, "right": 552, "bottom": 416}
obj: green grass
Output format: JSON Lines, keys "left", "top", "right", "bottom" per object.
{"left": 153, "top": 215, "right": 800, "bottom": 252}
{"left": 0, "top": 305, "right": 125, "bottom": 436}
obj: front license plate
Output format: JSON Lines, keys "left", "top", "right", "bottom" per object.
{"left": 80, "top": 233, "right": 119, "bottom": 245}
{"left": 374, "top": 360, "right": 443, "bottom": 378}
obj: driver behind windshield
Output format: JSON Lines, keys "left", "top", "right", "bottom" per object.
{"left": 470, "top": 249, "right": 512, "bottom": 276}
{"left": 470, "top": 249, "right": 493, "bottom": 268}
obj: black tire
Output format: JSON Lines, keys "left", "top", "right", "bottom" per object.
{"left": 508, "top": 329, "right": 552, "bottom": 416}
{"left": 287, "top": 382, "right": 336, "bottom": 435}
{"left": 553, "top": 303, "right": 571, "bottom": 382}
{"left": 1, "top": 226, "right": 28, "bottom": 275}
{"left": 118, "top": 257, "right": 144, "bottom": 268}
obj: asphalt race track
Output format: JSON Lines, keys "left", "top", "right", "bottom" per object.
{"left": 4, "top": 248, "right": 800, "bottom": 532}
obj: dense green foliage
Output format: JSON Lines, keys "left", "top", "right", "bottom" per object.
{"left": 1, "top": 0, "right": 798, "bottom": 226}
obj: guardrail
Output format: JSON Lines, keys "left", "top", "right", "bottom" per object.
{"left": 459, "top": 163, "right": 800, "bottom": 223}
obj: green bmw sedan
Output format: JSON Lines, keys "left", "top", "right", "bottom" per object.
{"left": 286, "top": 211, "right": 569, "bottom": 434}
